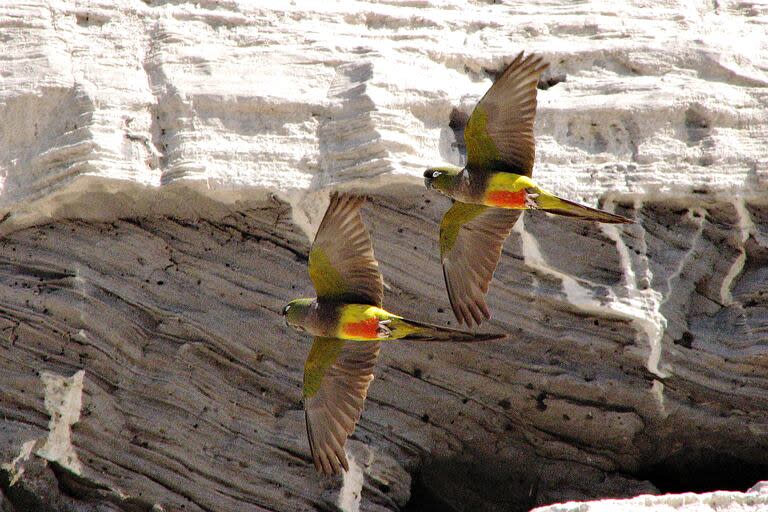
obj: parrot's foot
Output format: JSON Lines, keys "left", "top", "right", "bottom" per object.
{"left": 525, "top": 189, "right": 540, "bottom": 209}
{"left": 377, "top": 320, "right": 392, "bottom": 339}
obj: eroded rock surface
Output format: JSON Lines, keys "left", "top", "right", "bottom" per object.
{"left": 1, "top": 1, "right": 767, "bottom": 511}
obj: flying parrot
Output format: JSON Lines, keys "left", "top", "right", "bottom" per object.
{"left": 423, "top": 52, "right": 633, "bottom": 327}
{"left": 282, "top": 192, "right": 504, "bottom": 475}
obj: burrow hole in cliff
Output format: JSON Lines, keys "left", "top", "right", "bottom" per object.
{"left": 402, "top": 448, "right": 768, "bottom": 511}
{"left": 402, "top": 455, "right": 538, "bottom": 512}
{"left": 638, "top": 449, "right": 768, "bottom": 494}
{"left": 448, "top": 108, "right": 468, "bottom": 161}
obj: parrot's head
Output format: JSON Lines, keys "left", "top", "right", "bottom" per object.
{"left": 423, "top": 166, "right": 461, "bottom": 194}
{"left": 282, "top": 298, "right": 314, "bottom": 332}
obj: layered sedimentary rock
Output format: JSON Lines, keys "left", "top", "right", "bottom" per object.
{"left": 1, "top": 1, "right": 767, "bottom": 511}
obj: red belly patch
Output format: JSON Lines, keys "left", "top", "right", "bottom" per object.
{"left": 343, "top": 318, "right": 380, "bottom": 339}
{"left": 486, "top": 190, "right": 526, "bottom": 208}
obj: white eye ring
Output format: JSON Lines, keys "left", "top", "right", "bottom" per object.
{"left": 432, "top": 171, "right": 440, "bottom": 178}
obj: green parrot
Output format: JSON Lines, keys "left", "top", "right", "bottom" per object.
{"left": 282, "top": 192, "right": 504, "bottom": 475}
{"left": 424, "top": 52, "right": 633, "bottom": 327}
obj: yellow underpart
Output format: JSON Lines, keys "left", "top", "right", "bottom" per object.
{"left": 486, "top": 173, "right": 536, "bottom": 193}
{"left": 336, "top": 305, "right": 419, "bottom": 341}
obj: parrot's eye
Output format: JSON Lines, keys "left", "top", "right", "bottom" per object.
{"left": 432, "top": 171, "right": 441, "bottom": 178}
{"left": 282, "top": 304, "right": 290, "bottom": 316}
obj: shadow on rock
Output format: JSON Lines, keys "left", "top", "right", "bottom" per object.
{"left": 404, "top": 452, "right": 539, "bottom": 512}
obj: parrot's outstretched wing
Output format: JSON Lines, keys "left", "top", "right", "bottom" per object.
{"left": 439, "top": 201, "right": 521, "bottom": 327}
{"left": 303, "top": 337, "right": 380, "bottom": 475}
{"left": 308, "top": 193, "right": 383, "bottom": 307}
{"left": 464, "top": 52, "right": 548, "bottom": 176}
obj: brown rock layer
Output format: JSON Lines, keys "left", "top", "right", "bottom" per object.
{"left": 1, "top": 193, "right": 767, "bottom": 511}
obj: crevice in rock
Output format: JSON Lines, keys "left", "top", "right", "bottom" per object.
{"left": 448, "top": 107, "right": 468, "bottom": 161}
{"left": 0, "top": 468, "right": 52, "bottom": 512}
{"left": 538, "top": 73, "right": 567, "bottom": 90}
{"left": 638, "top": 449, "right": 768, "bottom": 494}
{"left": 49, "top": 461, "right": 160, "bottom": 512}
{"left": 684, "top": 107, "right": 711, "bottom": 146}
{"left": 402, "top": 455, "right": 538, "bottom": 512}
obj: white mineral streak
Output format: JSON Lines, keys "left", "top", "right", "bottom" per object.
{"left": 721, "top": 199, "right": 755, "bottom": 305}
{"left": 35, "top": 370, "right": 85, "bottom": 474}
{"left": 517, "top": 210, "right": 670, "bottom": 378}
{"left": 516, "top": 214, "right": 618, "bottom": 312}
{"left": 533, "top": 490, "right": 768, "bottom": 512}
{"left": 600, "top": 208, "right": 670, "bottom": 378}
{"left": 1, "top": 439, "right": 36, "bottom": 486}
{"left": 337, "top": 454, "right": 365, "bottom": 512}
{"left": 650, "top": 379, "right": 667, "bottom": 418}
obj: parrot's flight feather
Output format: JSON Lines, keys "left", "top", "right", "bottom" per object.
{"left": 309, "top": 193, "right": 384, "bottom": 307}
{"left": 303, "top": 337, "right": 380, "bottom": 475}
{"left": 440, "top": 201, "right": 521, "bottom": 327}
{"left": 465, "top": 52, "right": 548, "bottom": 175}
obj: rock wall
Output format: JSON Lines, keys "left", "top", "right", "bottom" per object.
{"left": 1, "top": 1, "right": 767, "bottom": 511}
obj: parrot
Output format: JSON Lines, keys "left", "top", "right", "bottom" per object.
{"left": 423, "top": 52, "right": 633, "bottom": 327}
{"left": 282, "top": 192, "right": 505, "bottom": 475}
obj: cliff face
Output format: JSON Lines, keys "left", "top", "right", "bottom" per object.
{"left": 1, "top": 1, "right": 768, "bottom": 511}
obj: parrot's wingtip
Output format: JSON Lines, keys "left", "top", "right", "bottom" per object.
{"left": 475, "top": 332, "right": 507, "bottom": 342}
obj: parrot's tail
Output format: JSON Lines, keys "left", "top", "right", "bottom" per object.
{"left": 541, "top": 195, "right": 633, "bottom": 224}
{"left": 393, "top": 317, "right": 505, "bottom": 342}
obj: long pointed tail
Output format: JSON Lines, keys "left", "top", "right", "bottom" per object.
{"left": 395, "top": 317, "right": 505, "bottom": 342}
{"left": 541, "top": 196, "right": 633, "bottom": 224}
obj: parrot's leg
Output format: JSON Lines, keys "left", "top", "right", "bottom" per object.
{"left": 525, "top": 189, "right": 540, "bottom": 209}
{"left": 377, "top": 320, "right": 392, "bottom": 339}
